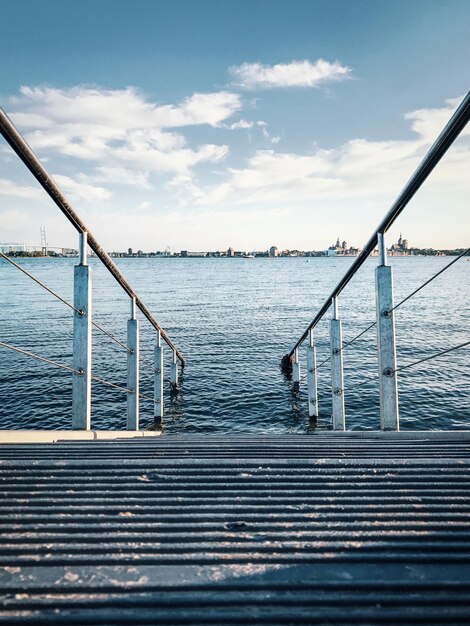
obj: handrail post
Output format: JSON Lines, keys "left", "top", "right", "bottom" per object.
{"left": 127, "top": 296, "right": 139, "bottom": 430}
{"left": 376, "top": 233, "right": 399, "bottom": 430}
{"left": 293, "top": 348, "right": 300, "bottom": 390}
{"left": 154, "top": 330, "right": 164, "bottom": 426}
{"left": 170, "top": 349, "right": 178, "bottom": 392}
{"left": 330, "top": 296, "right": 345, "bottom": 430}
{"left": 72, "top": 232, "right": 92, "bottom": 429}
{"left": 307, "top": 329, "right": 318, "bottom": 418}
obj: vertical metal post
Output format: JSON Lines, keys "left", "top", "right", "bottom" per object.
{"left": 293, "top": 348, "right": 300, "bottom": 389}
{"left": 154, "top": 330, "right": 164, "bottom": 425}
{"left": 330, "top": 296, "right": 345, "bottom": 430}
{"left": 72, "top": 232, "right": 92, "bottom": 429}
{"left": 170, "top": 349, "right": 178, "bottom": 392}
{"left": 376, "top": 233, "right": 399, "bottom": 430}
{"left": 127, "top": 296, "right": 139, "bottom": 430}
{"left": 307, "top": 329, "right": 318, "bottom": 418}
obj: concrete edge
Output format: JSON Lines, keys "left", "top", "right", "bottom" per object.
{"left": 308, "top": 430, "right": 470, "bottom": 439}
{"left": 148, "top": 431, "right": 470, "bottom": 441}
{"left": 0, "top": 430, "right": 469, "bottom": 444}
{"left": 0, "top": 430, "right": 162, "bottom": 444}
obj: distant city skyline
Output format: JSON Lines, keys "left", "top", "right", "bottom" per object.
{"left": 1, "top": 230, "right": 408, "bottom": 254}
{"left": 1, "top": 1, "right": 469, "bottom": 250}
{"left": 4, "top": 230, "right": 466, "bottom": 259}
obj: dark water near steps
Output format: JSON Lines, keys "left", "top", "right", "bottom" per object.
{"left": 0, "top": 256, "right": 469, "bottom": 433}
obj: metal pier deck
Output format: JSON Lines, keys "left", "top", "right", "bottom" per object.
{"left": 1, "top": 432, "right": 470, "bottom": 624}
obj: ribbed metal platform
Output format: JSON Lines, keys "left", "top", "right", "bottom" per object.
{"left": 1, "top": 433, "right": 470, "bottom": 624}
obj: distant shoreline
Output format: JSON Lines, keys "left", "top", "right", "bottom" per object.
{"left": 3, "top": 252, "right": 466, "bottom": 260}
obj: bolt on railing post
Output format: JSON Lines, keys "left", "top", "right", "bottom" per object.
{"left": 127, "top": 296, "right": 139, "bottom": 430}
{"left": 330, "top": 296, "right": 345, "bottom": 430}
{"left": 293, "top": 348, "right": 300, "bottom": 390}
{"left": 375, "top": 233, "right": 399, "bottom": 430}
{"left": 307, "top": 329, "right": 318, "bottom": 418}
{"left": 170, "top": 349, "right": 178, "bottom": 392}
{"left": 154, "top": 330, "right": 164, "bottom": 426}
{"left": 72, "top": 232, "right": 92, "bottom": 429}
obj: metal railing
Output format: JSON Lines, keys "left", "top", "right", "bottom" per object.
{"left": 283, "top": 91, "right": 470, "bottom": 431}
{"left": 0, "top": 108, "right": 185, "bottom": 431}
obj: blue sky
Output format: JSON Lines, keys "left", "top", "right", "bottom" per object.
{"left": 0, "top": 0, "right": 469, "bottom": 251}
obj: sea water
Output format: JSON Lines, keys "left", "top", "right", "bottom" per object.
{"left": 0, "top": 256, "right": 468, "bottom": 432}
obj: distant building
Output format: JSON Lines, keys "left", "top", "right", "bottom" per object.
{"left": 327, "top": 237, "right": 341, "bottom": 256}
{"left": 227, "top": 246, "right": 235, "bottom": 257}
{"left": 61, "top": 248, "right": 78, "bottom": 257}
{"left": 269, "top": 246, "right": 279, "bottom": 257}
{"left": 180, "top": 251, "right": 206, "bottom": 257}
{"left": 280, "top": 249, "right": 300, "bottom": 257}
{"left": 326, "top": 237, "right": 357, "bottom": 257}
{"left": 128, "top": 248, "right": 133, "bottom": 255}
{"left": 398, "top": 233, "right": 408, "bottom": 250}
{"left": 390, "top": 233, "right": 410, "bottom": 256}
{"left": 0, "top": 243, "right": 27, "bottom": 253}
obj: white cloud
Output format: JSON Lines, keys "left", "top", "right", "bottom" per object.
{"left": 229, "top": 59, "right": 351, "bottom": 89}
{"left": 405, "top": 96, "right": 470, "bottom": 142}
{"left": 226, "top": 119, "right": 254, "bottom": 130}
{"left": 173, "top": 91, "right": 241, "bottom": 127}
{"left": 12, "top": 86, "right": 241, "bottom": 129}
{"left": 257, "top": 122, "right": 281, "bottom": 144}
{"left": 73, "top": 205, "right": 296, "bottom": 251}
{"left": 92, "top": 166, "right": 152, "bottom": 189}
{"left": 52, "top": 174, "right": 113, "bottom": 202}
{"left": 0, "top": 179, "right": 43, "bottom": 200}
{"left": 111, "top": 140, "right": 229, "bottom": 174}
{"left": 3, "top": 85, "right": 468, "bottom": 250}
{"left": 136, "top": 200, "right": 152, "bottom": 211}
{"left": 8, "top": 86, "right": 238, "bottom": 177}
{"left": 0, "top": 208, "right": 32, "bottom": 234}
{"left": 175, "top": 96, "right": 470, "bottom": 210}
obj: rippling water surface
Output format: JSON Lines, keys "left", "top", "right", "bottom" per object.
{"left": 0, "top": 256, "right": 468, "bottom": 433}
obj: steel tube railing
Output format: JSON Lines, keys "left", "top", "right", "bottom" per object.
{"left": 287, "top": 90, "right": 470, "bottom": 358}
{"left": 0, "top": 107, "right": 185, "bottom": 367}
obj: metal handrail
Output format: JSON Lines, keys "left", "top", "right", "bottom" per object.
{"left": 0, "top": 108, "right": 185, "bottom": 367}
{"left": 287, "top": 90, "right": 470, "bottom": 358}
